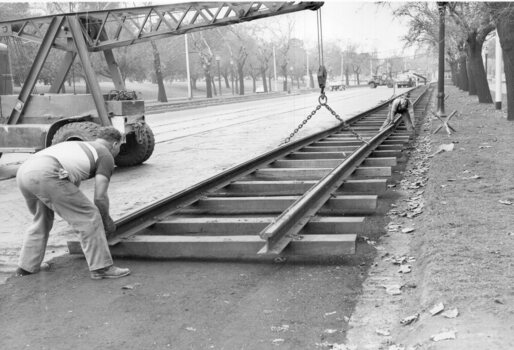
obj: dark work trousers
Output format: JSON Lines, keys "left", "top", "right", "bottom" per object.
{"left": 16, "top": 156, "right": 113, "bottom": 272}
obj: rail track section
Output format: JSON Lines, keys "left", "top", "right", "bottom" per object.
{"left": 68, "top": 85, "right": 432, "bottom": 259}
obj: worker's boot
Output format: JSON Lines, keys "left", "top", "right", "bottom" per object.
{"left": 90, "top": 265, "right": 131, "bottom": 280}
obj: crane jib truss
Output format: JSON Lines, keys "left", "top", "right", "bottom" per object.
{"left": 0, "top": 2, "right": 323, "bottom": 52}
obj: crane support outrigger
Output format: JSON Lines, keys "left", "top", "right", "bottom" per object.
{"left": 0, "top": 2, "right": 322, "bottom": 165}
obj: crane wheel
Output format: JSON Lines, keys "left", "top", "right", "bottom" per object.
{"left": 51, "top": 122, "right": 100, "bottom": 144}
{"left": 115, "top": 123, "right": 155, "bottom": 167}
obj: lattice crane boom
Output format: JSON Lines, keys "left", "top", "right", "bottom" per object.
{"left": 0, "top": 2, "right": 323, "bottom": 51}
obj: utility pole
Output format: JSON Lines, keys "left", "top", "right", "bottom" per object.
{"left": 495, "top": 31, "right": 503, "bottom": 110}
{"left": 436, "top": 2, "right": 446, "bottom": 117}
{"left": 216, "top": 55, "right": 222, "bottom": 96}
{"left": 306, "top": 49, "right": 309, "bottom": 88}
{"left": 273, "top": 45, "right": 278, "bottom": 92}
{"left": 185, "top": 33, "right": 192, "bottom": 99}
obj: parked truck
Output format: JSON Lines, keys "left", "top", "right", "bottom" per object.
{"left": 368, "top": 75, "right": 394, "bottom": 88}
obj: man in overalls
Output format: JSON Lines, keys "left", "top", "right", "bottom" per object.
{"left": 381, "top": 95, "right": 415, "bottom": 133}
{"left": 15, "top": 126, "right": 130, "bottom": 280}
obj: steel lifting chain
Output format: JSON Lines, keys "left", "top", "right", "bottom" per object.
{"left": 280, "top": 66, "right": 369, "bottom": 146}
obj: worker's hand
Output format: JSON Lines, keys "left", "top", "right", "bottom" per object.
{"left": 104, "top": 218, "right": 117, "bottom": 237}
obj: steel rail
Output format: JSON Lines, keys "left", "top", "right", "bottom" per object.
{"left": 258, "top": 85, "right": 430, "bottom": 254}
{"left": 99, "top": 88, "right": 420, "bottom": 247}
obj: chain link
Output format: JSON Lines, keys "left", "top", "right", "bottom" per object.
{"left": 280, "top": 104, "right": 322, "bottom": 145}
{"left": 280, "top": 94, "right": 369, "bottom": 146}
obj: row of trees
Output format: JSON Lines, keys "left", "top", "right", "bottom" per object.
{"left": 0, "top": 2, "right": 436, "bottom": 103}
{"left": 394, "top": 2, "right": 514, "bottom": 120}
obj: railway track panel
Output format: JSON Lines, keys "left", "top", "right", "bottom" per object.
{"left": 68, "top": 85, "right": 433, "bottom": 260}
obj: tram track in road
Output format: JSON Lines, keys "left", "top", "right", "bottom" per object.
{"left": 68, "top": 84, "right": 433, "bottom": 260}
{"left": 150, "top": 88, "right": 400, "bottom": 144}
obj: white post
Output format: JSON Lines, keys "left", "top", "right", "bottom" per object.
{"left": 185, "top": 33, "right": 192, "bottom": 99}
{"left": 273, "top": 45, "right": 278, "bottom": 92}
{"left": 306, "top": 50, "right": 309, "bottom": 88}
{"left": 495, "top": 31, "right": 503, "bottom": 110}
{"left": 340, "top": 52, "right": 344, "bottom": 81}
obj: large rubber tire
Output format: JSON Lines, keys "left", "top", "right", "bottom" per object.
{"left": 51, "top": 122, "right": 100, "bottom": 144}
{"left": 369, "top": 82, "right": 377, "bottom": 89}
{"left": 115, "top": 123, "right": 155, "bottom": 167}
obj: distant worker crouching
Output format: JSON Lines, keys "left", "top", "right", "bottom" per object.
{"left": 381, "top": 95, "right": 415, "bottom": 133}
{"left": 15, "top": 126, "right": 130, "bottom": 280}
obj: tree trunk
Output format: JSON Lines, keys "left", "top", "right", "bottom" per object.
{"left": 238, "top": 64, "right": 245, "bottom": 95}
{"left": 252, "top": 76, "right": 256, "bottom": 92}
{"left": 458, "top": 56, "right": 469, "bottom": 91}
{"left": 450, "top": 61, "right": 458, "bottom": 86}
{"left": 268, "top": 74, "right": 272, "bottom": 92}
{"left": 205, "top": 73, "right": 213, "bottom": 98}
{"left": 223, "top": 73, "right": 230, "bottom": 88}
{"left": 466, "top": 56, "right": 477, "bottom": 96}
{"left": 261, "top": 68, "right": 268, "bottom": 92}
{"left": 309, "top": 69, "right": 314, "bottom": 88}
{"left": 467, "top": 36, "right": 493, "bottom": 103}
{"left": 211, "top": 78, "right": 217, "bottom": 96}
{"left": 281, "top": 64, "right": 288, "bottom": 91}
{"left": 496, "top": 13, "right": 514, "bottom": 120}
{"left": 150, "top": 41, "right": 168, "bottom": 103}
{"left": 191, "top": 77, "right": 197, "bottom": 90}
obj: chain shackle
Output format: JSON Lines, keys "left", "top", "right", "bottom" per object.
{"left": 317, "top": 65, "right": 327, "bottom": 95}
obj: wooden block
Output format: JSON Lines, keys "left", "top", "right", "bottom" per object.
{"left": 289, "top": 152, "right": 346, "bottom": 159}
{"left": 376, "top": 144, "right": 404, "bottom": 151}
{"left": 68, "top": 234, "right": 356, "bottom": 258}
{"left": 271, "top": 159, "right": 344, "bottom": 168}
{"left": 372, "top": 150, "right": 402, "bottom": 157}
{"left": 338, "top": 179, "right": 387, "bottom": 194}
{"left": 352, "top": 166, "right": 391, "bottom": 177}
{"left": 245, "top": 168, "right": 330, "bottom": 180}
{"left": 363, "top": 157, "right": 397, "bottom": 166}
{"left": 215, "top": 180, "right": 316, "bottom": 196}
{"left": 150, "top": 215, "right": 365, "bottom": 235}
{"left": 302, "top": 145, "right": 357, "bottom": 153}
{"left": 320, "top": 195, "right": 377, "bottom": 214}
{"left": 314, "top": 140, "right": 363, "bottom": 146}
{"left": 182, "top": 195, "right": 376, "bottom": 215}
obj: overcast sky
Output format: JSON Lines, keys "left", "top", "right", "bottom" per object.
{"left": 290, "top": 1, "right": 413, "bottom": 58}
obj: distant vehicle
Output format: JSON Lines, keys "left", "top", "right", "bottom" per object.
{"left": 395, "top": 74, "right": 416, "bottom": 88}
{"left": 368, "top": 75, "right": 394, "bottom": 88}
{"left": 328, "top": 80, "right": 346, "bottom": 91}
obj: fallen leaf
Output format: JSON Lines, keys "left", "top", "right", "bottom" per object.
{"left": 431, "top": 330, "right": 456, "bottom": 342}
{"left": 185, "top": 327, "right": 196, "bottom": 332}
{"left": 442, "top": 308, "right": 459, "bottom": 318}
{"left": 398, "top": 265, "right": 412, "bottom": 274}
{"left": 400, "top": 313, "right": 419, "bottom": 325}
{"left": 388, "top": 345, "right": 405, "bottom": 350}
{"left": 121, "top": 283, "right": 140, "bottom": 290}
{"left": 461, "top": 175, "right": 481, "bottom": 180}
{"left": 324, "top": 311, "right": 337, "bottom": 317}
{"left": 272, "top": 339, "right": 284, "bottom": 345}
{"left": 271, "top": 325, "right": 290, "bottom": 332}
{"left": 401, "top": 227, "right": 415, "bottom": 234}
{"left": 376, "top": 329, "right": 391, "bottom": 336}
{"left": 323, "top": 329, "right": 338, "bottom": 334}
{"left": 499, "top": 199, "right": 513, "bottom": 205}
{"left": 429, "top": 302, "right": 445, "bottom": 316}
{"left": 384, "top": 285, "right": 403, "bottom": 296}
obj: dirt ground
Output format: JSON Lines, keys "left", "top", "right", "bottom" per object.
{"left": 1, "top": 85, "right": 513, "bottom": 349}
{"left": 347, "top": 85, "right": 514, "bottom": 349}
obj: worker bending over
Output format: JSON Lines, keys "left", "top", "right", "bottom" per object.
{"left": 381, "top": 95, "right": 415, "bottom": 133}
{"left": 15, "top": 126, "right": 130, "bottom": 280}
